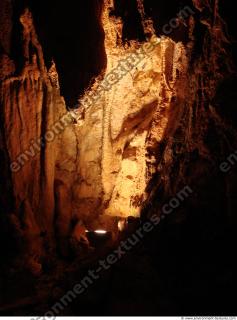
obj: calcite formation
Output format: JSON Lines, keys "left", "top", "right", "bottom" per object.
{"left": 0, "top": 5, "right": 71, "bottom": 268}
{"left": 73, "top": 0, "right": 188, "bottom": 219}
{"left": 0, "top": 0, "right": 235, "bottom": 271}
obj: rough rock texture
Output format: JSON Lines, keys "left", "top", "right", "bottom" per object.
{"left": 73, "top": 0, "right": 189, "bottom": 220}
{"left": 142, "top": 0, "right": 237, "bottom": 229}
{"left": 0, "top": 0, "right": 236, "bottom": 272}
{"left": 0, "top": 4, "right": 73, "bottom": 271}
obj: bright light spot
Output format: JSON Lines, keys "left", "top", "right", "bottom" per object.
{"left": 118, "top": 219, "right": 126, "bottom": 232}
{"left": 85, "top": 229, "right": 107, "bottom": 234}
{"left": 94, "top": 230, "right": 107, "bottom": 234}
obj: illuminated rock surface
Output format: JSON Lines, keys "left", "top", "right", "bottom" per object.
{"left": 0, "top": 0, "right": 236, "bottom": 273}
{"left": 74, "top": 0, "right": 188, "bottom": 219}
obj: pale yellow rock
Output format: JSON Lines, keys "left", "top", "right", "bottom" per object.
{"left": 73, "top": 0, "right": 188, "bottom": 219}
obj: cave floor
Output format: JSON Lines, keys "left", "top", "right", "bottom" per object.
{"left": 0, "top": 218, "right": 236, "bottom": 316}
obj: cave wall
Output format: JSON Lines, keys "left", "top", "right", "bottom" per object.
{"left": 0, "top": 0, "right": 236, "bottom": 272}
{"left": 0, "top": 3, "right": 74, "bottom": 270}
{"left": 73, "top": 0, "right": 190, "bottom": 220}
{"left": 143, "top": 0, "right": 237, "bottom": 231}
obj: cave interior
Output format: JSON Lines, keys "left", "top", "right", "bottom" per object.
{"left": 0, "top": 0, "right": 237, "bottom": 316}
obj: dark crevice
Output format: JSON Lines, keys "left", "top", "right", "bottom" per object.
{"left": 113, "top": 0, "right": 146, "bottom": 42}
{"left": 27, "top": 0, "right": 106, "bottom": 106}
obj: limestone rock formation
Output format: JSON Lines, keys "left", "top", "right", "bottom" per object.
{"left": 74, "top": 0, "right": 189, "bottom": 220}
{"left": 0, "top": 0, "right": 236, "bottom": 272}
{"left": 0, "top": 3, "right": 74, "bottom": 270}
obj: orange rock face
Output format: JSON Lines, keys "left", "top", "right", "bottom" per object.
{"left": 73, "top": 0, "right": 189, "bottom": 220}
{"left": 0, "top": 4, "right": 71, "bottom": 269}
{"left": 0, "top": 0, "right": 236, "bottom": 270}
